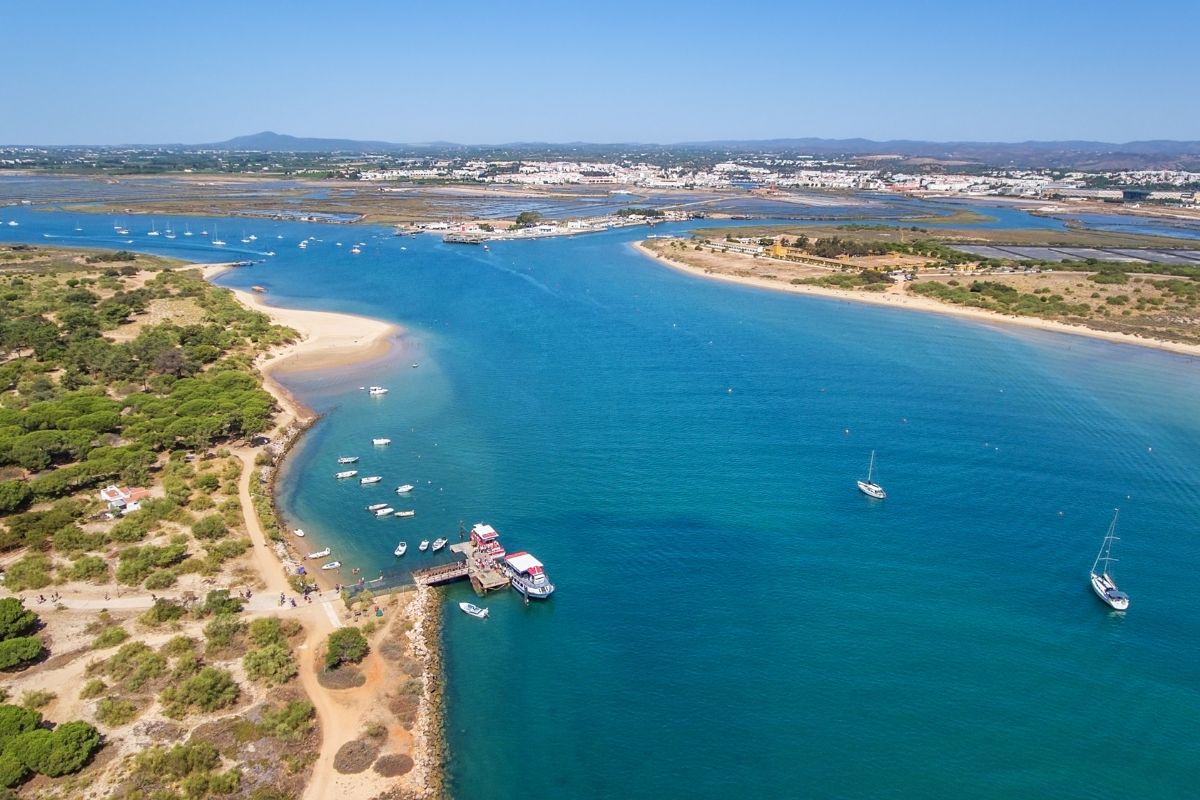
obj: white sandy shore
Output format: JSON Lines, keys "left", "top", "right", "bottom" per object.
{"left": 633, "top": 243, "right": 1200, "bottom": 359}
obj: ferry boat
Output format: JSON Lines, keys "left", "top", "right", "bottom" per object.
{"left": 366, "top": 503, "right": 389, "bottom": 511}
{"left": 395, "top": 484, "right": 414, "bottom": 494}
{"left": 503, "top": 552, "right": 555, "bottom": 599}
{"left": 394, "top": 509, "right": 415, "bottom": 518}
{"left": 372, "top": 438, "right": 391, "bottom": 446}
{"left": 337, "top": 456, "right": 359, "bottom": 464}
{"left": 419, "top": 540, "right": 430, "bottom": 551}
{"left": 307, "top": 548, "right": 331, "bottom": 559}
{"left": 368, "top": 386, "right": 389, "bottom": 395}
{"left": 292, "top": 528, "right": 305, "bottom": 537}
{"left": 320, "top": 561, "right": 341, "bottom": 570}
{"left": 335, "top": 470, "right": 359, "bottom": 479}
{"left": 459, "top": 602, "right": 489, "bottom": 619}
{"left": 394, "top": 541, "right": 407, "bottom": 557}
{"left": 431, "top": 538, "right": 448, "bottom": 552}
{"left": 374, "top": 506, "right": 395, "bottom": 517}
{"left": 361, "top": 476, "right": 383, "bottom": 485}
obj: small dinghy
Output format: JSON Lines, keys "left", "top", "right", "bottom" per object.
{"left": 321, "top": 561, "right": 341, "bottom": 570}
{"left": 368, "top": 386, "right": 389, "bottom": 395}
{"left": 374, "top": 507, "right": 395, "bottom": 517}
{"left": 394, "top": 541, "right": 408, "bottom": 557}
{"left": 432, "top": 538, "right": 448, "bottom": 552}
{"left": 335, "top": 470, "right": 358, "bottom": 479}
{"left": 307, "top": 548, "right": 331, "bottom": 560}
{"left": 293, "top": 528, "right": 305, "bottom": 537}
{"left": 337, "top": 456, "right": 359, "bottom": 464}
{"left": 394, "top": 509, "right": 416, "bottom": 518}
{"left": 419, "top": 540, "right": 430, "bottom": 552}
{"left": 459, "top": 602, "right": 489, "bottom": 619}
{"left": 373, "top": 438, "right": 391, "bottom": 446}
{"left": 366, "top": 503, "right": 389, "bottom": 511}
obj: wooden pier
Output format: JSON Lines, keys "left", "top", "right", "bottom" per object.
{"left": 411, "top": 561, "right": 468, "bottom": 586}
{"left": 409, "top": 542, "right": 511, "bottom": 596}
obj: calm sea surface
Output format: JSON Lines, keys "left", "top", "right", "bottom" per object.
{"left": 3, "top": 197, "right": 1199, "bottom": 799}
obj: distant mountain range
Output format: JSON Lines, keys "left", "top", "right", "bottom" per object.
{"left": 190, "top": 132, "right": 1200, "bottom": 170}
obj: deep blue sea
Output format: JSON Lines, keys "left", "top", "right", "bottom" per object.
{"left": 3, "top": 196, "right": 1199, "bottom": 799}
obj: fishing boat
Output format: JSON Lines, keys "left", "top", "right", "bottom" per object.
{"left": 1090, "top": 509, "right": 1130, "bottom": 610}
{"left": 419, "top": 540, "right": 430, "bottom": 551}
{"left": 502, "top": 552, "right": 556, "bottom": 599}
{"left": 335, "top": 470, "right": 358, "bottom": 479}
{"left": 374, "top": 507, "right": 395, "bottom": 517}
{"left": 856, "top": 450, "right": 887, "bottom": 499}
{"left": 337, "top": 456, "right": 359, "bottom": 464}
{"left": 431, "top": 537, "right": 448, "bottom": 552}
{"left": 320, "top": 561, "right": 341, "bottom": 570}
{"left": 372, "top": 438, "right": 391, "bottom": 446}
{"left": 395, "top": 484, "right": 414, "bottom": 494}
{"left": 307, "top": 548, "right": 331, "bottom": 559}
{"left": 368, "top": 386, "right": 389, "bottom": 395}
{"left": 459, "top": 602, "right": 489, "bottom": 619}
{"left": 366, "top": 503, "right": 389, "bottom": 511}
{"left": 394, "top": 510, "right": 415, "bottom": 518}
{"left": 292, "top": 528, "right": 305, "bottom": 537}
{"left": 361, "top": 476, "right": 383, "bottom": 485}
{"left": 394, "top": 541, "right": 407, "bottom": 557}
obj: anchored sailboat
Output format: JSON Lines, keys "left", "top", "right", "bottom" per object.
{"left": 1090, "top": 509, "right": 1129, "bottom": 610}
{"left": 856, "top": 450, "right": 886, "bottom": 499}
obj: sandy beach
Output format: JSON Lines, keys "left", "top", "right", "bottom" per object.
{"left": 633, "top": 243, "right": 1200, "bottom": 359}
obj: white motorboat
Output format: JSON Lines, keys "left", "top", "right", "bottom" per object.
{"left": 856, "top": 450, "right": 887, "bottom": 499}
{"left": 411, "top": 363, "right": 419, "bottom": 369}
{"left": 373, "top": 438, "right": 391, "bottom": 446}
{"left": 368, "top": 386, "right": 388, "bottom": 395}
{"left": 394, "top": 541, "right": 408, "bottom": 557}
{"left": 395, "top": 484, "right": 414, "bottom": 494}
{"left": 1090, "top": 509, "right": 1130, "bottom": 610}
{"left": 248, "top": 234, "right": 257, "bottom": 241}
{"left": 502, "top": 551, "right": 555, "bottom": 599}
{"left": 350, "top": 247, "right": 362, "bottom": 255}
{"left": 366, "top": 503, "right": 389, "bottom": 511}
{"left": 394, "top": 509, "right": 415, "bottom": 518}
{"left": 298, "top": 240, "right": 308, "bottom": 249}
{"left": 459, "top": 602, "right": 489, "bottom": 619}
{"left": 419, "top": 540, "right": 430, "bottom": 551}
{"left": 293, "top": 528, "right": 305, "bottom": 537}
{"left": 307, "top": 548, "right": 331, "bottom": 559}
{"left": 335, "top": 470, "right": 359, "bottom": 479}
{"left": 360, "top": 476, "right": 383, "bottom": 485}
{"left": 337, "top": 456, "right": 359, "bottom": 464}
{"left": 320, "top": 561, "right": 341, "bottom": 570}
{"left": 431, "top": 538, "right": 448, "bottom": 552}
{"left": 374, "top": 507, "right": 395, "bottom": 517}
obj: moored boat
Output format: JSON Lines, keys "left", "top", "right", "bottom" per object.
{"left": 361, "top": 476, "right": 383, "bottom": 485}
{"left": 431, "top": 537, "right": 448, "bottom": 552}
{"left": 394, "top": 541, "right": 408, "bottom": 557}
{"left": 337, "top": 456, "right": 359, "bottom": 464}
{"left": 502, "top": 551, "right": 555, "bottom": 599}
{"left": 419, "top": 540, "right": 430, "bottom": 551}
{"left": 307, "top": 548, "right": 331, "bottom": 559}
{"left": 374, "top": 506, "right": 395, "bottom": 517}
{"left": 1090, "top": 509, "right": 1130, "bottom": 610}
{"left": 366, "top": 503, "right": 389, "bottom": 511}
{"left": 320, "top": 561, "right": 341, "bottom": 570}
{"left": 395, "top": 484, "right": 414, "bottom": 493}
{"left": 459, "top": 602, "right": 489, "bottom": 619}
{"left": 856, "top": 450, "right": 887, "bottom": 499}
{"left": 335, "top": 470, "right": 359, "bottom": 479}
{"left": 292, "top": 528, "right": 305, "bottom": 537}
{"left": 394, "top": 509, "right": 415, "bottom": 518}
{"left": 368, "top": 386, "right": 388, "bottom": 395}
{"left": 373, "top": 437, "right": 391, "bottom": 446}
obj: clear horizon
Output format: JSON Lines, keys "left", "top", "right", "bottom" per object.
{"left": 3, "top": 0, "right": 1197, "bottom": 145}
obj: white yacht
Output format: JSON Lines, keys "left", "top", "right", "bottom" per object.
{"left": 147, "top": 220, "right": 160, "bottom": 236}
{"left": 165, "top": 223, "right": 176, "bottom": 240}
{"left": 394, "top": 541, "right": 408, "bottom": 557}
{"left": 211, "top": 225, "right": 226, "bottom": 246}
{"left": 395, "top": 484, "right": 414, "bottom": 494}
{"left": 337, "top": 456, "right": 359, "bottom": 464}
{"left": 394, "top": 509, "right": 415, "bottom": 518}
{"left": 502, "top": 551, "right": 555, "bottom": 599}
{"left": 183, "top": 224, "right": 193, "bottom": 237}
{"left": 431, "top": 537, "right": 448, "bottom": 552}
{"left": 459, "top": 602, "right": 489, "bottom": 619}
{"left": 307, "top": 548, "right": 331, "bottom": 559}
{"left": 372, "top": 438, "right": 391, "bottom": 446}
{"left": 360, "top": 475, "right": 383, "bottom": 485}
{"left": 368, "top": 386, "right": 389, "bottom": 395}
{"left": 335, "top": 469, "right": 358, "bottom": 479}
{"left": 856, "top": 450, "right": 887, "bottom": 499}
{"left": 374, "top": 506, "right": 395, "bottom": 517}
{"left": 1090, "top": 509, "right": 1130, "bottom": 611}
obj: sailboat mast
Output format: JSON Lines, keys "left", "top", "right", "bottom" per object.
{"left": 1092, "top": 509, "right": 1120, "bottom": 575}
{"left": 866, "top": 450, "right": 875, "bottom": 483}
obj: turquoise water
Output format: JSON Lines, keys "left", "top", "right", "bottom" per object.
{"left": 4, "top": 201, "right": 1200, "bottom": 798}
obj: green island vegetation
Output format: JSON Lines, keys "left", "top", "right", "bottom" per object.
{"left": 615, "top": 207, "right": 667, "bottom": 218}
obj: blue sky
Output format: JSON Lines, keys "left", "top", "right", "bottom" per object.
{"left": 2, "top": 0, "right": 1196, "bottom": 145}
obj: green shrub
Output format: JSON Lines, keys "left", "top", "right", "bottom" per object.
{"left": 323, "top": 627, "right": 368, "bottom": 670}
{"left": 140, "top": 598, "right": 186, "bottom": 627}
{"left": 0, "top": 599, "right": 38, "bottom": 641}
{"left": 95, "top": 698, "right": 139, "bottom": 727}
{"left": 191, "top": 514, "right": 227, "bottom": 541}
{"left": 18, "top": 690, "right": 53, "bottom": 710}
{"left": 243, "top": 643, "right": 297, "bottom": 686}
{"left": 92, "top": 625, "right": 129, "bottom": 650}
{"left": 0, "top": 638, "right": 43, "bottom": 670}
{"left": 79, "top": 679, "right": 106, "bottom": 700}
{"left": 143, "top": 569, "right": 178, "bottom": 590}
{"left": 65, "top": 554, "right": 109, "bottom": 583}
{"left": 197, "top": 589, "right": 244, "bottom": 617}
{"left": 101, "top": 642, "right": 166, "bottom": 691}
{"left": 7, "top": 720, "right": 100, "bottom": 777}
{"left": 247, "top": 617, "right": 286, "bottom": 648}
{"left": 159, "top": 667, "right": 239, "bottom": 718}
{"left": 0, "top": 481, "right": 33, "bottom": 515}
{"left": 1, "top": 556, "right": 52, "bottom": 592}
{"left": 203, "top": 615, "right": 245, "bottom": 654}
{"left": 258, "top": 701, "right": 314, "bottom": 740}
{"left": 161, "top": 635, "right": 197, "bottom": 658}
{"left": 0, "top": 705, "right": 41, "bottom": 750}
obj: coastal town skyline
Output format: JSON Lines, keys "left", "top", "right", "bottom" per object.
{"left": 4, "top": 0, "right": 1198, "bottom": 145}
